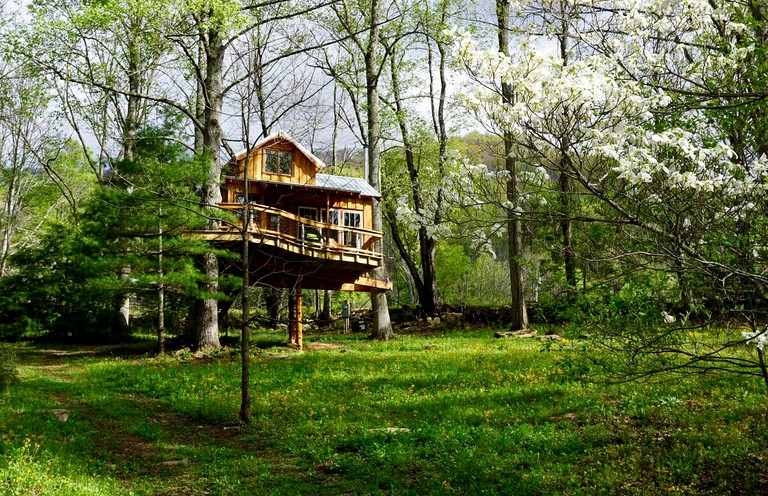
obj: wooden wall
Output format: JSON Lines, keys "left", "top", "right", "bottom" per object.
{"left": 225, "top": 139, "right": 374, "bottom": 231}
{"left": 232, "top": 141, "right": 317, "bottom": 185}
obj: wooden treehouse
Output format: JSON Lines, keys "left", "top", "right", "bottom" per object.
{"left": 193, "top": 131, "right": 390, "bottom": 349}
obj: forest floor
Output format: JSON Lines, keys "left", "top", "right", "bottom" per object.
{"left": 3, "top": 327, "right": 768, "bottom": 495}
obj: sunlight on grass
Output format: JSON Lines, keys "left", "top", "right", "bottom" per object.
{"left": 1, "top": 438, "right": 119, "bottom": 496}
{"left": 3, "top": 328, "right": 768, "bottom": 495}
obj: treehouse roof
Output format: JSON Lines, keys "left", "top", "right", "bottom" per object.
{"left": 230, "top": 130, "right": 380, "bottom": 199}
{"left": 233, "top": 131, "right": 326, "bottom": 171}
{"left": 315, "top": 174, "right": 380, "bottom": 198}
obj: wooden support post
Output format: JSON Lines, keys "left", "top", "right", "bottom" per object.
{"left": 288, "top": 288, "right": 296, "bottom": 345}
{"left": 296, "top": 283, "right": 303, "bottom": 351}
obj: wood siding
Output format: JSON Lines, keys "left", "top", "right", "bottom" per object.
{"left": 222, "top": 179, "right": 374, "bottom": 231}
{"left": 231, "top": 139, "right": 317, "bottom": 185}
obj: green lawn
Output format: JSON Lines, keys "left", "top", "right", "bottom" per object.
{"left": 2, "top": 328, "right": 767, "bottom": 495}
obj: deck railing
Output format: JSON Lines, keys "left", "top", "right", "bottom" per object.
{"left": 217, "top": 202, "right": 382, "bottom": 258}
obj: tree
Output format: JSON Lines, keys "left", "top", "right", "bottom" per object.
{"left": 311, "top": 0, "right": 395, "bottom": 339}
{"left": 451, "top": 0, "right": 768, "bottom": 387}
{"left": 0, "top": 124, "right": 213, "bottom": 342}
{"left": 379, "top": 0, "right": 463, "bottom": 318}
{"left": 19, "top": 0, "right": 339, "bottom": 349}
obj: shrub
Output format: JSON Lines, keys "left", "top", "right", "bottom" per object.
{"left": 0, "top": 345, "right": 19, "bottom": 392}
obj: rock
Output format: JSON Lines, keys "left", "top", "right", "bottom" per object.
{"left": 52, "top": 409, "right": 70, "bottom": 422}
{"left": 161, "top": 458, "right": 190, "bottom": 466}
{"left": 426, "top": 316, "right": 432, "bottom": 324}
{"left": 494, "top": 330, "right": 538, "bottom": 339}
{"left": 537, "top": 334, "right": 562, "bottom": 341}
{"left": 268, "top": 353, "right": 295, "bottom": 360}
{"left": 444, "top": 312, "right": 462, "bottom": 324}
{"left": 550, "top": 412, "right": 578, "bottom": 422}
{"left": 367, "top": 427, "right": 411, "bottom": 434}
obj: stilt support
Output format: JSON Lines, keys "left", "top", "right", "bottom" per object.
{"left": 288, "top": 289, "right": 297, "bottom": 346}
{"left": 296, "top": 282, "right": 303, "bottom": 351}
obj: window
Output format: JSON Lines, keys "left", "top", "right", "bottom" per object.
{"left": 321, "top": 209, "right": 340, "bottom": 225}
{"left": 299, "top": 207, "right": 320, "bottom": 242}
{"left": 264, "top": 150, "right": 293, "bottom": 175}
{"left": 268, "top": 213, "right": 281, "bottom": 232}
{"left": 343, "top": 211, "right": 362, "bottom": 248}
{"left": 321, "top": 209, "right": 341, "bottom": 245}
{"left": 298, "top": 207, "right": 318, "bottom": 222}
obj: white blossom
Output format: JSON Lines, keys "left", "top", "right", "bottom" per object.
{"left": 743, "top": 330, "right": 768, "bottom": 351}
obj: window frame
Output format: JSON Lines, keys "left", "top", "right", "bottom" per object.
{"left": 263, "top": 149, "right": 293, "bottom": 176}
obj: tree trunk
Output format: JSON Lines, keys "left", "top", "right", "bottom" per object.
{"left": 265, "top": 287, "right": 283, "bottom": 328}
{"left": 115, "top": 38, "right": 142, "bottom": 334}
{"left": 559, "top": 169, "right": 576, "bottom": 294}
{"left": 189, "top": 23, "right": 227, "bottom": 350}
{"left": 558, "top": 14, "right": 577, "bottom": 296}
{"left": 157, "top": 215, "right": 165, "bottom": 355}
{"left": 240, "top": 188, "right": 251, "bottom": 423}
{"left": 366, "top": 0, "right": 393, "bottom": 340}
{"left": 117, "top": 265, "right": 131, "bottom": 333}
{"left": 322, "top": 290, "right": 332, "bottom": 321}
{"left": 191, "top": 252, "right": 221, "bottom": 350}
{"left": 498, "top": 0, "right": 528, "bottom": 331}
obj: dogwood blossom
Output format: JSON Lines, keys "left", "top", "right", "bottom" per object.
{"left": 742, "top": 330, "right": 768, "bottom": 351}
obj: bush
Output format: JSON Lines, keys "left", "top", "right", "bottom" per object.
{"left": 0, "top": 345, "right": 19, "bottom": 392}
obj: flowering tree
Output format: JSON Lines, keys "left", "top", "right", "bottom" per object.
{"left": 450, "top": 0, "right": 768, "bottom": 386}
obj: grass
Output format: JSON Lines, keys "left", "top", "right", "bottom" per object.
{"left": 2, "top": 327, "right": 768, "bottom": 495}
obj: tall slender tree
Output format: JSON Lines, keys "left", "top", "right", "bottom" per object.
{"left": 496, "top": 0, "right": 528, "bottom": 331}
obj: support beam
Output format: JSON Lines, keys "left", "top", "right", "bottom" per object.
{"left": 288, "top": 289, "right": 297, "bottom": 345}
{"left": 340, "top": 276, "right": 393, "bottom": 292}
{"left": 296, "top": 282, "right": 303, "bottom": 351}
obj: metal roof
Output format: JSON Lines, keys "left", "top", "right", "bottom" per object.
{"left": 315, "top": 174, "right": 380, "bottom": 198}
{"left": 225, "top": 174, "right": 381, "bottom": 198}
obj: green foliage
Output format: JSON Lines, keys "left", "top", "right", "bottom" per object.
{"left": 0, "top": 344, "right": 18, "bottom": 392}
{"left": 0, "top": 228, "right": 125, "bottom": 341}
{"left": 0, "top": 128, "right": 220, "bottom": 342}
{"left": 1, "top": 438, "right": 116, "bottom": 496}
{"left": 435, "top": 243, "right": 512, "bottom": 306}
{"left": 434, "top": 243, "right": 471, "bottom": 303}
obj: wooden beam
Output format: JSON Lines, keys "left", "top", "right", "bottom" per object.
{"left": 288, "top": 289, "right": 296, "bottom": 346}
{"left": 296, "top": 282, "right": 303, "bottom": 351}
{"left": 340, "top": 276, "right": 392, "bottom": 292}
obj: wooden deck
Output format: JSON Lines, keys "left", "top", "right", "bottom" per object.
{"left": 190, "top": 203, "right": 390, "bottom": 291}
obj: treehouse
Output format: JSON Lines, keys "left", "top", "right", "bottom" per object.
{"left": 192, "top": 132, "right": 390, "bottom": 347}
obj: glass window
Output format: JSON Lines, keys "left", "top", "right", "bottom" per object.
{"left": 264, "top": 150, "right": 293, "bottom": 175}
{"left": 268, "top": 213, "right": 281, "bottom": 232}
{"left": 322, "top": 209, "right": 340, "bottom": 225}
{"left": 343, "top": 211, "right": 362, "bottom": 248}
{"left": 343, "top": 211, "right": 361, "bottom": 228}
{"left": 298, "top": 207, "right": 318, "bottom": 221}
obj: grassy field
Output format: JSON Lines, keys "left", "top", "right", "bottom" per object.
{"left": 2, "top": 327, "right": 768, "bottom": 495}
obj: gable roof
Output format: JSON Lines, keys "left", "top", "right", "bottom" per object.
{"left": 229, "top": 131, "right": 380, "bottom": 198}
{"left": 233, "top": 131, "right": 326, "bottom": 171}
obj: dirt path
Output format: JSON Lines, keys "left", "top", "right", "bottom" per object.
{"left": 14, "top": 343, "right": 308, "bottom": 495}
